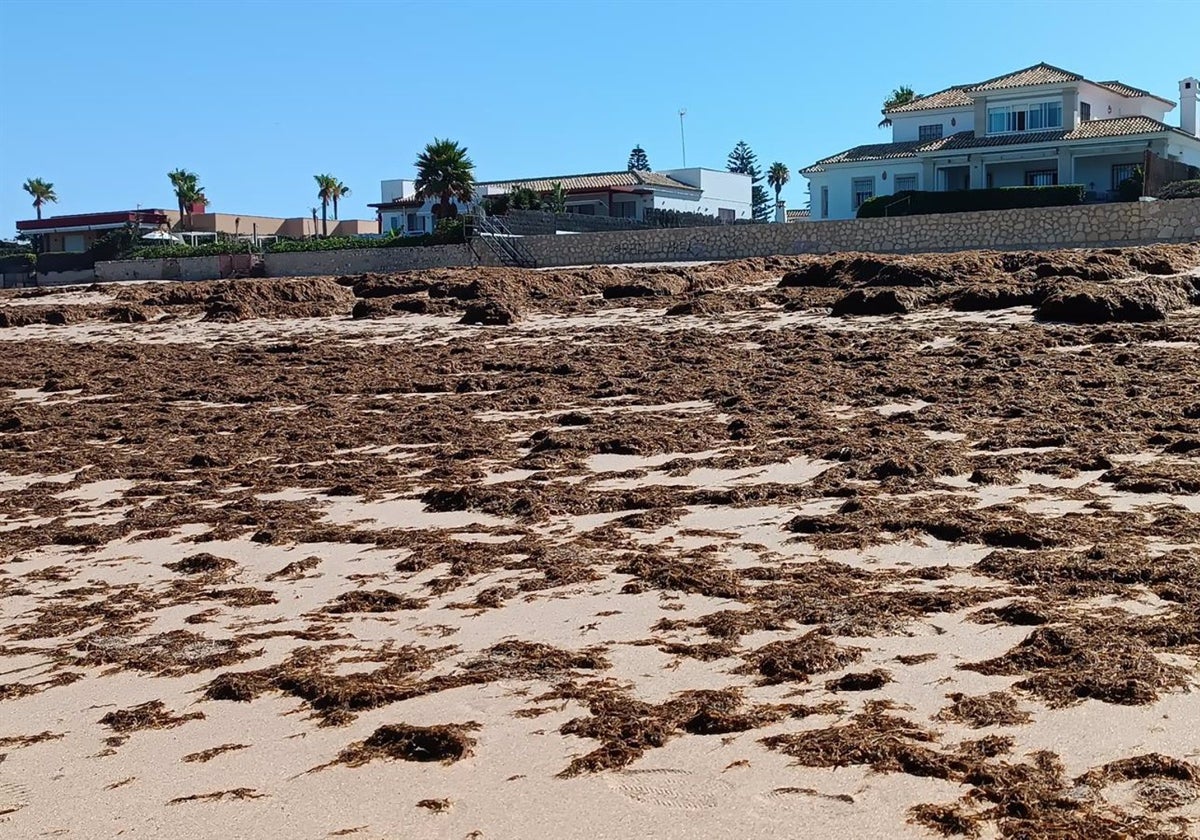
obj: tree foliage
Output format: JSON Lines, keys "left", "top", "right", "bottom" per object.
{"left": 314, "top": 173, "right": 338, "bottom": 236}
{"left": 415, "top": 138, "right": 476, "bottom": 221}
{"left": 879, "top": 85, "right": 919, "bottom": 127}
{"left": 331, "top": 179, "right": 351, "bottom": 220}
{"left": 167, "top": 170, "right": 208, "bottom": 228}
{"left": 22, "top": 177, "right": 58, "bottom": 220}
{"left": 627, "top": 145, "right": 651, "bottom": 172}
{"left": 727, "top": 141, "right": 770, "bottom": 222}
{"left": 767, "top": 162, "right": 790, "bottom": 202}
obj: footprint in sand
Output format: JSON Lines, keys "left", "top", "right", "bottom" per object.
{"left": 606, "top": 768, "right": 735, "bottom": 810}
{"left": 0, "top": 779, "right": 31, "bottom": 816}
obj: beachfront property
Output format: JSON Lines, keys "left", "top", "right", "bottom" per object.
{"left": 16, "top": 208, "right": 377, "bottom": 251}
{"left": 372, "top": 168, "right": 753, "bottom": 235}
{"left": 802, "top": 64, "right": 1200, "bottom": 221}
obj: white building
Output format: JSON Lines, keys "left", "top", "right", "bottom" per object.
{"left": 802, "top": 63, "right": 1200, "bottom": 221}
{"left": 372, "top": 168, "right": 752, "bottom": 235}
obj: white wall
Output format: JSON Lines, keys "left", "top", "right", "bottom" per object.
{"left": 380, "top": 179, "right": 418, "bottom": 202}
{"left": 1077, "top": 82, "right": 1171, "bottom": 123}
{"left": 660, "top": 168, "right": 753, "bottom": 219}
{"left": 1073, "top": 154, "right": 1144, "bottom": 194}
{"left": 890, "top": 108, "right": 974, "bottom": 142}
{"left": 805, "top": 161, "right": 926, "bottom": 221}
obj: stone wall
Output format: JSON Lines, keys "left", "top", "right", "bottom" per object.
{"left": 501, "top": 210, "right": 650, "bottom": 236}
{"left": 96, "top": 256, "right": 224, "bottom": 283}
{"left": 35, "top": 268, "right": 107, "bottom": 287}
{"left": 86, "top": 199, "right": 1200, "bottom": 283}
{"left": 511, "top": 198, "right": 1200, "bottom": 267}
{"left": 262, "top": 244, "right": 476, "bottom": 277}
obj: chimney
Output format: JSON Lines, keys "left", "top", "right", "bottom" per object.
{"left": 775, "top": 200, "right": 787, "bottom": 224}
{"left": 1181, "top": 77, "right": 1199, "bottom": 136}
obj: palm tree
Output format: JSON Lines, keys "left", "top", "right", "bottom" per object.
{"left": 767, "top": 162, "right": 790, "bottom": 203}
{"left": 168, "top": 169, "right": 207, "bottom": 228}
{"left": 331, "top": 179, "right": 351, "bottom": 220}
{"left": 414, "top": 138, "right": 475, "bottom": 221}
{"left": 314, "top": 174, "right": 337, "bottom": 236}
{"left": 879, "top": 85, "right": 918, "bottom": 128}
{"left": 22, "top": 178, "right": 58, "bottom": 220}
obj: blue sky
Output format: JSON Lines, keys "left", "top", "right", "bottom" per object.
{"left": 1, "top": 0, "right": 1196, "bottom": 234}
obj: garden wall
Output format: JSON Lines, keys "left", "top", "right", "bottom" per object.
{"left": 262, "top": 244, "right": 476, "bottom": 277}
{"left": 96, "top": 256, "right": 224, "bottom": 283}
{"left": 86, "top": 199, "right": 1200, "bottom": 283}
{"left": 506, "top": 198, "right": 1200, "bottom": 267}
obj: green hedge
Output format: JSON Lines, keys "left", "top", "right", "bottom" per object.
{"left": 1158, "top": 179, "right": 1200, "bottom": 200}
{"left": 126, "top": 221, "right": 466, "bottom": 260}
{"left": 0, "top": 253, "right": 36, "bottom": 272}
{"left": 856, "top": 185, "right": 1086, "bottom": 218}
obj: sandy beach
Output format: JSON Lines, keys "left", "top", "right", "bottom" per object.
{"left": 2, "top": 245, "right": 1200, "bottom": 839}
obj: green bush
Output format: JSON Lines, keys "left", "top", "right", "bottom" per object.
{"left": 267, "top": 221, "right": 463, "bottom": 253}
{"left": 128, "top": 240, "right": 256, "bottom": 259}
{"left": 0, "top": 252, "right": 35, "bottom": 272}
{"left": 1158, "top": 179, "right": 1200, "bottom": 200}
{"left": 856, "top": 185, "right": 1086, "bottom": 218}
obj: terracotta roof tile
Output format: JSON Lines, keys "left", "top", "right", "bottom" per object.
{"left": 785, "top": 208, "right": 810, "bottom": 222}
{"left": 1095, "top": 81, "right": 1175, "bottom": 106}
{"left": 885, "top": 86, "right": 975, "bottom": 114}
{"left": 480, "top": 171, "right": 699, "bottom": 193}
{"left": 967, "top": 62, "right": 1082, "bottom": 92}
{"left": 802, "top": 117, "right": 1188, "bottom": 173}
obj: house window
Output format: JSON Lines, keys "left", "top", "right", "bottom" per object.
{"left": 613, "top": 201, "right": 638, "bottom": 218}
{"left": 852, "top": 178, "right": 875, "bottom": 210}
{"left": 820, "top": 186, "right": 829, "bottom": 219}
{"left": 1080, "top": 102, "right": 1091, "bottom": 122}
{"left": 389, "top": 216, "right": 401, "bottom": 232}
{"left": 718, "top": 208, "right": 735, "bottom": 223}
{"left": 894, "top": 175, "right": 918, "bottom": 192}
{"left": 987, "top": 102, "right": 1063, "bottom": 134}
{"left": 1112, "top": 163, "right": 1138, "bottom": 190}
{"left": 1025, "top": 169, "right": 1058, "bottom": 186}
{"left": 406, "top": 212, "right": 427, "bottom": 233}
{"left": 918, "top": 124, "right": 943, "bottom": 141}
{"left": 567, "top": 204, "right": 596, "bottom": 215}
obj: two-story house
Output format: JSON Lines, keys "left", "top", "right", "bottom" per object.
{"left": 802, "top": 63, "right": 1200, "bottom": 220}
{"left": 371, "top": 168, "right": 752, "bottom": 235}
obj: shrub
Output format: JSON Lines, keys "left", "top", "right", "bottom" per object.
{"left": 1116, "top": 166, "right": 1144, "bottom": 202}
{"left": 1158, "top": 179, "right": 1200, "bottom": 200}
{"left": 0, "top": 252, "right": 35, "bottom": 272}
{"left": 128, "top": 240, "right": 257, "bottom": 259}
{"left": 856, "top": 185, "right": 1086, "bottom": 218}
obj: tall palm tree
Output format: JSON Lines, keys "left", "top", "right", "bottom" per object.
{"left": 168, "top": 169, "right": 207, "bottom": 228}
{"left": 314, "top": 174, "right": 337, "bottom": 236}
{"left": 22, "top": 178, "right": 58, "bottom": 220}
{"left": 879, "top": 85, "right": 918, "bottom": 128}
{"left": 331, "top": 179, "right": 351, "bottom": 220}
{"left": 767, "top": 162, "right": 790, "bottom": 203}
{"left": 414, "top": 138, "right": 475, "bottom": 221}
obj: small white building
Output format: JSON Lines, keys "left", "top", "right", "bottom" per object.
{"left": 372, "top": 168, "right": 752, "bottom": 235}
{"left": 802, "top": 63, "right": 1200, "bottom": 220}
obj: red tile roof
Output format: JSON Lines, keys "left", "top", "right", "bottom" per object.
{"left": 803, "top": 117, "right": 1191, "bottom": 173}
{"left": 1095, "top": 81, "right": 1176, "bottom": 106}
{"left": 885, "top": 87, "right": 975, "bottom": 114}
{"left": 480, "top": 170, "right": 699, "bottom": 193}
{"left": 967, "top": 62, "right": 1083, "bottom": 92}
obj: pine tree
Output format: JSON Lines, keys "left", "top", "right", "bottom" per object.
{"left": 727, "top": 141, "right": 771, "bottom": 222}
{"left": 627, "top": 145, "right": 651, "bottom": 172}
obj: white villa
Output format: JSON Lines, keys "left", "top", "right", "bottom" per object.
{"left": 802, "top": 63, "right": 1200, "bottom": 220}
{"left": 372, "top": 168, "right": 752, "bottom": 235}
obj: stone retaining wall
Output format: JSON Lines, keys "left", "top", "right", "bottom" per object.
{"left": 88, "top": 199, "right": 1200, "bottom": 283}
{"left": 512, "top": 198, "right": 1200, "bottom": 267}
{"left": 263, "top": 244, "right": 476, "bottom": 277}
{"left": 96, "top": 256, "right": 224, "bottom": 283}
